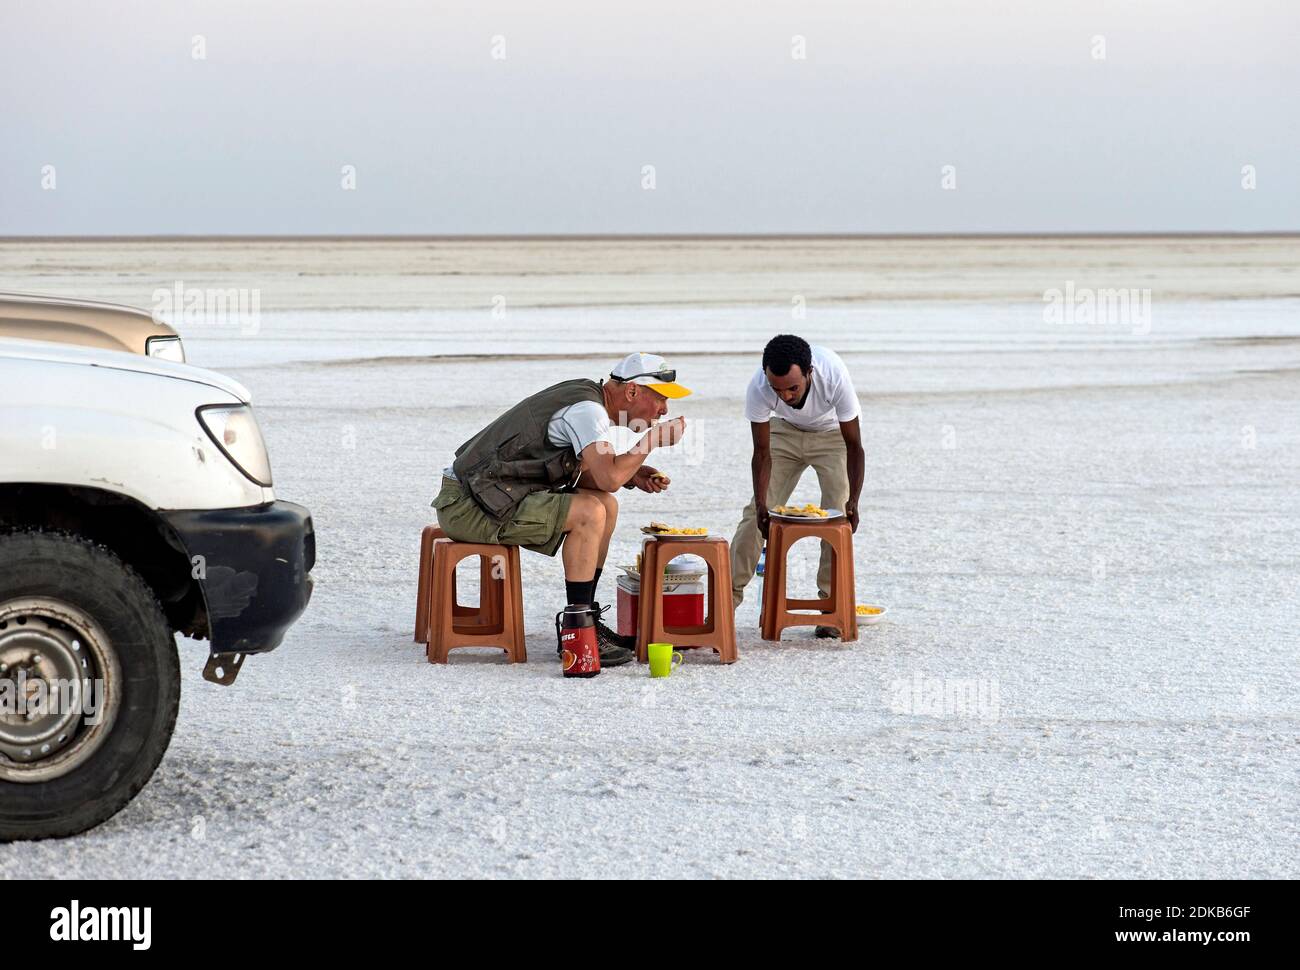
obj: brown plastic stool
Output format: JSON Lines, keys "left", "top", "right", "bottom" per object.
{"left": 415, "top": 527, "right": 502, "bottom": 642}
{"left": 636, "top": 536, "right": 737, "bottom": 664}
{"left": 760, "top": 518, "right": 858, "bottom": 642}
{"left": 414, "top": 526, "right": 526, "bottom": 663}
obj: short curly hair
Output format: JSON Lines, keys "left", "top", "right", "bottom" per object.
{"left": 762, "top": 334, "right": 812, "bottom": 377}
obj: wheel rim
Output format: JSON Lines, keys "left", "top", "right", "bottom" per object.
{"left": 0, "top": 597, "right": 121, "bottom": 783}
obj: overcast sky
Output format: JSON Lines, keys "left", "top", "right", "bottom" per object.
{"left": 2, "top": 0, "right": 1296, "bottom": 234}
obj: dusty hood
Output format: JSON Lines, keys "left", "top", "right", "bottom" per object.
{"left": 0, "top": 337, "right": 251, "bottom": 402}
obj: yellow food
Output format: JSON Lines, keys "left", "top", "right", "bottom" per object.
{"left": 856, "top": 605, "right": 883, "bottom": 616}
{"left": 773, "top": 503, "right": 829, "bottom": 517}
{"left": 645, "top": 523, "right": 707, "bottom": 535}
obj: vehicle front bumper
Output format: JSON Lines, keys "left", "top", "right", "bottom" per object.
{"left": 163, "top": 500, "right": 315, "bottom": 654}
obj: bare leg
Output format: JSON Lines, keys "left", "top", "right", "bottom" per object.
{"left": 561, "top": 491, "right": 606, "bottom": 581}
{"left": 581, "top": 488, "right": 620, "bottom": 569}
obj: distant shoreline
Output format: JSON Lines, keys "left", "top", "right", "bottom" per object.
{"left": 2, "top": 232, "right": 1298, "bottom": 242}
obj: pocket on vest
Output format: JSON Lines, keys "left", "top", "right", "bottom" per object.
{"left": 501, "top": 454, "right": 576, "bottom": 485}
{"left": 544, "top": 452, "right": 577, "bottom": 483}
{"left": 474, "top": 480, "right": 518, "bottom": 519}
{"left": 496, "top": 432, "right": 523, "bottom": 460}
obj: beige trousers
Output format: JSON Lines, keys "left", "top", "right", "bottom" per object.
{"left": 730, "top": 417, "right": 849, "bottom": 608}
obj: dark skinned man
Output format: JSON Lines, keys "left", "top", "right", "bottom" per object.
{"left": 729, "top": 334, "right": 864, "bottom": 637}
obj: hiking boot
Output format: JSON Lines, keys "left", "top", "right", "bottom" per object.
{"left": 815, "top": 625, "right": 842, "bottom": 639}
{"left": 597, "top": 643, "right": 635, "bottom": 667}
{"left": 592, "top": 601, "right": 635, "bottom": 666}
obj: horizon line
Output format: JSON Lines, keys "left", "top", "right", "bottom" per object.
{"left": 1, "top": 231, "right": 1298, "bottom": 242}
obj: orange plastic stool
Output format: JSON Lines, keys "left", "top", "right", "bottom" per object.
{"left": 414, "top": 527, "right": 502, "bottom": 642}
{"left": 636, "top": 536, "right": 737, "bottom": 664}
{"left": 760, "top": 518, "right": 858, "bottom": 642}
{"left": 414, "top": 526, "right": 526, "bottom": 663}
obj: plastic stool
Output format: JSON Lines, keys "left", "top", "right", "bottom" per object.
{"left": 760, "top": 518, "right": 857, "bottom": 642}
{"left": 636, "top": 536, "right": 737, "bottom": 664}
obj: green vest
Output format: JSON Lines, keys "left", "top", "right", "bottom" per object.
{"left": 451, "top": 378, "right": 605, "bottom": 520}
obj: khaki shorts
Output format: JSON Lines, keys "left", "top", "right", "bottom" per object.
{"left": 432, "top": 476, "right": 573, "bottom": 557}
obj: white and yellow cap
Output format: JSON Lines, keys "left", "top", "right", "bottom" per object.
{"left": 610, "top": 352, "right": 692, "bottom": 399}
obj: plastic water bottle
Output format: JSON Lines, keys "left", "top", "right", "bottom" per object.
{"left": 757, "top": 545, "right": 766, "bottom": 577}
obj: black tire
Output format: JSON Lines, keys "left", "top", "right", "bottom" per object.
{"left": 0, "top": 529, "right": 180, "bottom": 841}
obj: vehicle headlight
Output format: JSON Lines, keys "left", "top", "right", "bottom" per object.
{"left": 197, "top": 405, "right": 273, "bottom": 486}
{"left": 146, "top": 335, "right": 187, "bottom": 363}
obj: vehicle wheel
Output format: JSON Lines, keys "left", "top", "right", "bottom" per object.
{"left": 0, "top": 529, "right": 180, "bottom": 841}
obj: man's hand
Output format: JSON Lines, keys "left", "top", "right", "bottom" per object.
{"left": 632, "top": 466, "right": 670, "bottom": 493}
{"left": 756, "top": 503, "right": 771, "bottom": 539}
{"left": 648, "top": 416, "right": 687, "bottom": 449}
{"left": 840, "top": 417, "right": 865, "bottom": 537}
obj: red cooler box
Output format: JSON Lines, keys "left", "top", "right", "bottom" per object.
{"left": 616, "top": 572, "right": 705, "bottom": 639}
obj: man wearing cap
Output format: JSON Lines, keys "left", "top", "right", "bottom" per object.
{"left": 730, "top": 334, "right": 865, "bottom": 637}
{"left": 432, "top": 353, "right": 691, "bottom": 666}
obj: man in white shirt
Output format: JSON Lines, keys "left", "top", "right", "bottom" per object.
{"left": 730, "top": 335, "right": 865, "bottom": 637}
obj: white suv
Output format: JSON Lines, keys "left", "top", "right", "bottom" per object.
{"left": 0, "top": 338, "right": 314, "bottom": 840}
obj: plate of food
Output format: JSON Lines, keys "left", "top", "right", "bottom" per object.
{"left": 640, "top": 521, "right": 713, "bottom": 539}
{"left": 770, "top": 503, "right": 844, "bottom": 520}
{"left": 856, "top": 604, "right": 888, "bottom": 625}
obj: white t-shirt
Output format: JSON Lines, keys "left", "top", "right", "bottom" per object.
{"left": 745, "top": 345, "right": 860, "bottom": 432}
{"left": 443, "top": 401, "right": 620, "bottom": 480}
{"left": 546, "top": 400, "right": 613, "bottom": 454}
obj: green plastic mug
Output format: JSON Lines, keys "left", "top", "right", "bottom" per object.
{"left": 647, "top": 642, "right": 684, "bottom": 678}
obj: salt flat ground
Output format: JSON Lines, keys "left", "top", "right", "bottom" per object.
{"left": 1, "top": 238, "right": 1297, "bottom": 878}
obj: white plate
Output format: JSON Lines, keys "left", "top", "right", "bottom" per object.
{"left": 644, "top": 533, "right": 716, "bottom": 541}
{"left": 856, "top": 605, "right": 888, "bottom": 625}
{"left": 769, "top": 509, "right": 844, "bottom": 521}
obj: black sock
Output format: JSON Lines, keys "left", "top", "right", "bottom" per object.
{"left": 566, "top": 578, "right": 595, "bottom": 607}
{"left": 592, "top": 567, "right": 603, "bottom": 603}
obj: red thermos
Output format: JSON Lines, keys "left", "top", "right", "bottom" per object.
{"left": 557, "top": 606, "right": 600, "bottom": 678}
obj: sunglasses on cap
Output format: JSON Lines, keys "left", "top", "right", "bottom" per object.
{"left": 611, "top": 368, "right": 676, "bottom": 383}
